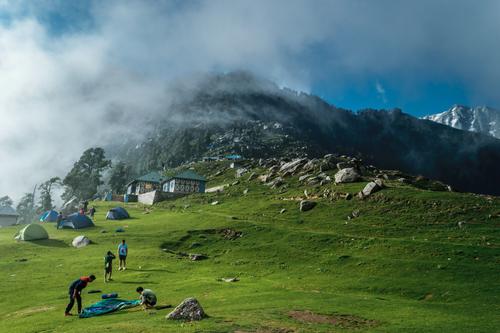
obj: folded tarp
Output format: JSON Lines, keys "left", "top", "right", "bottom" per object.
{"left": 79, "top": 298, "right": 140, "bottom": 318}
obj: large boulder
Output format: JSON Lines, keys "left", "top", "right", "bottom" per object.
{"left": 334, "top": 168, "right": 360, "bottom": 183}
{"left": 236, "top": 168, "right": 248, "bottom": 178}
{"left": 72, "top": 235, "right": 90, "bottom": 248}
{"left": 361, "top": 179, "right": 384, "bottom": 197}
{"left": 166, "top": 297, "right": 206, "bottom": 321}
{"left": 300, "top": 200, "right": 317, "bottom": 212}
{"left": 279, "top": 158, "right": 307, "bottom": 174}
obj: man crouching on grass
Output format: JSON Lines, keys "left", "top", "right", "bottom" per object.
{"left": 65, "top": 274, "right": 96, "bottom": 316}
{"left": 136, "top": 286, "right": 157, "bottom": 310}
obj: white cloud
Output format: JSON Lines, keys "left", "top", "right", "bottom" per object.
{"left": 1, "top": 0, "right": 500, "bottom": 202}
{"left": 375, "top": 81, "right": 387, "bottom": 104}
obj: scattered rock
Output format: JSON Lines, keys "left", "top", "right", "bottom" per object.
{"left": 344, "top": 193, "right": 353, "bottom": 200}
{"left": 100, "top": 230, "right": 107, "bottom": 233}
{"left": 243, "top": 188, "right": 249, "bottom": 195}
{"left": 280, "top": 158, "right": 307, "bottom": 174}
{"left": 299, "top": 174, "right": 311, "bottom": 182}
{"left": 166, "top": 297, "right": 206, "bottom": 321}
{"left": 267, "top": 177, "right": 284, "bottom": 188}
{"left": 231, "top": 180, "right": 240, "bottom": 186}
{"left": 218, "top": 277, "right": 239, "bottom": 282}
{"left": 361, "top": 180, "right": 384, "bottom": 197}
{"left": 280, "top": 208, "right": 287, "bottom": 214}
{"left": 211, "top": 201, "right": 219, "bottom": 206}
{"left": 334, "top": 168, "right": 360, "bottom": 183}
{"left": 236, "top": 168, "right": 248, "bottom": 178}
{"left": 457, "top": 221, "right": 466, "bottom": 228}
{"left": 72, "top": 235, "right": 90, "bottom": 248}
{"left": 189, "top": 254, "right": 208, "bottom": 261}
{"left": 219, "top": 228, "right": 243, "bottom": 240}
{"left": 258, "top": 174, "right": 271, "bottom": 183}
{"left": 247, "top": 172, "right": 257, "bottom": 181}
{"left": 300, "top": 200, "right": 317, "bottom": 212}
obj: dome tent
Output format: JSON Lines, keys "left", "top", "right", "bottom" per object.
{"left": 106, "top": 207, "right": 130, "bottom": 220}
{"left": 39, "top": 210, "right": 59, "bottom": 222}
{"left": 57, "top": 213, "right": 94, "bottom": 230}
{"left": 14, "top": 224, "right": 49, "bottom": 241}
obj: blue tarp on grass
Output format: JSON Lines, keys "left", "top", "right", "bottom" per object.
{"left": 79, "top": 298, "right": 140, "bottom": 318}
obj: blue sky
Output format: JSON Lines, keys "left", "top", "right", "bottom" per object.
{"left": 1, "top": 0, "right": 500, "bottom": 200}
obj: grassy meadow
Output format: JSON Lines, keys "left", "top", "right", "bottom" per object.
{"left": 0, "top": 163, "right": 499, "bottom": 332}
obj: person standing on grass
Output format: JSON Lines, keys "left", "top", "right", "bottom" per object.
{"left": 136, "top": 286, "right": 157, "bottom": 310}
{"left": 104, "top": 251, "right": 116, "bottom": 282}
{"left": 65, "top": 274, "right": 96, "bottom": 316}
{"left": 118, "top": 239, "right": 128, "bottom": 271}
{"left": 89, "top": 206, "right": 96, "bottom": 220}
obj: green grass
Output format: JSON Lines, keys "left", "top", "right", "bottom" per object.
{"left": 0, "top": 164, "right": 499, "bottom": 332}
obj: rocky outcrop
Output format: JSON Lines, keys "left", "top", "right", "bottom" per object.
{"left": 166, "top": 297, "right": 206, "bottom": 321}
{"left": 334, "top": 168, "right": 360, "bottom": 183}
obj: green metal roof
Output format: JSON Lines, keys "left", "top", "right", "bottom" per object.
{"left": 135, "top": 171, "right": 166, "bottom": 184}
{"left": 171, "top": 170, "right": 206, "bottom": 182}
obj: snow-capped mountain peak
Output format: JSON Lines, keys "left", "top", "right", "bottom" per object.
{"left": 423, "top": 105, "right": 500, "bottom": 138}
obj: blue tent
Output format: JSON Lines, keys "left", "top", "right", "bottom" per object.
{"left": 57, "top": 213, "right": 94, "bottom": 229}
{"left": 103, "top": 192, "right": 112, "bottom": 201}
{"left": 39, "top": 210, "right": 59, "bottom": 222}
{"left": 106, "top": 207, "right": 130, "bottom": 220}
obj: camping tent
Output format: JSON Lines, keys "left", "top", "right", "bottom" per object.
{"left": 39, "top": 210, "right": 59, "bottom": 222}
{"left": 106, "top": 207, "right": 130, "bottom": 220}
{"left": 58, "top": 213, "right": 95, "bottom": 230}
{"left": 14, "top": 224, "right": 49, "bottom": 241}
{"left": 72, "top": 235, "right": 90, "bottom": 248}
{"left": 0, "top": 206, "right": 19, "bottom": 227}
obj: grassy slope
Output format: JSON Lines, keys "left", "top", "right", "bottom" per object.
{"left": 0, "top": 162, "right": 499, "bottom": 333}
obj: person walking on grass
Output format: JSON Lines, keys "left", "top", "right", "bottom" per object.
{"left": 65, "top": 274, "right": 96, "bottom": 316}
{"left": 136, "top": 286, "right": 157, "bottom": 310}
{"left": 104, "top": 251, "right": 116, "bottom": 282}
{"left": 89, "top": 206, "right": 96, "bottom": 220}
{"left": 118, "top": 239, "right": 128, "bottom": 271}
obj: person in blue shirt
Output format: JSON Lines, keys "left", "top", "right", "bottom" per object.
{"left": 65, "top": 274, "right": 96, "bottom": 316}
{"left": 118, "top": 239, "right": 128, "bottom": 271}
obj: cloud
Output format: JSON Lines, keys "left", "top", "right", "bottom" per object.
{"left": 375, "top": 82, "right": 387, "bottom": 104}
{"left": 1, "top": 0, "right": 500, "bottom": 201}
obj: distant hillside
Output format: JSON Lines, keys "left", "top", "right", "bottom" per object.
{"left": 423, "top": 105, "right": 500, "bottom": 139}
{"left": 109, "top": 72, "right": 500, "bottom": 195}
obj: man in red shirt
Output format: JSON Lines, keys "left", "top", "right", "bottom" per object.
{"left": 65, "top": 275, "right": 96, "bottom": 316}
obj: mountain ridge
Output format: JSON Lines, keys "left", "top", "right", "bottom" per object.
{"left": 107, "top": 72, "right": 500, "bottom": 195}
{"left": 423, "top": 105, "right": 500, "bottom": 139}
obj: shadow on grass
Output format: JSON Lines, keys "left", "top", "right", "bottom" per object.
{"left": 31, "top": 239, "right": 68, "bottom": 247}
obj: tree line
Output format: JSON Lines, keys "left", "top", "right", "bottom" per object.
{"left": 0, "top": 147, "right": 134, "bottom": 224}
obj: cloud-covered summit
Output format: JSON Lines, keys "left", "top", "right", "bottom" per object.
{"left": 1, "top": 0, "right": 500, "bottom": 200}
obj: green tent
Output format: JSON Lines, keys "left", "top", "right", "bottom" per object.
{"left": 14, "top": 224, "right": 49, "bottom": 241}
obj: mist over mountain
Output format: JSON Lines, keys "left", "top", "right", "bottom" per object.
{"left": 108, "top": 72, "right": 500, "bottom": 196}
{"left": 423, "top": 105, "right": 500, "bottom": 139}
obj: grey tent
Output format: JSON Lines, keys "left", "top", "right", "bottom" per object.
{"left": 14, "top": 224, "right": 49, "bottom": 241}
{"left": 0, "top": 206, "right": 19, "bottom": 227}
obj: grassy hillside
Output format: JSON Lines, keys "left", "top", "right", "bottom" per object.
{"left": 0, "top": 162, "right": 499, "bottom": 332}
